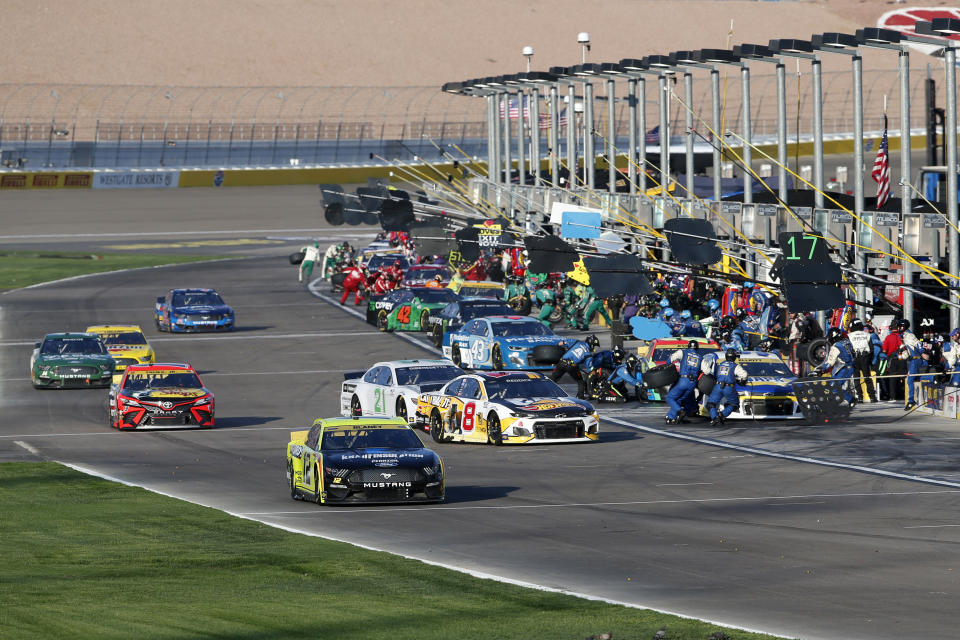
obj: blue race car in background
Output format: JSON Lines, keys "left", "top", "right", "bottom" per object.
{"left": 155, "top": 288, "right": 235, "bottom": 332}
{"left": 444, "top": 316, "right": 566, "bottom": 370}
{"left": 428, "top": 297, "right": 515, "bottom": 348}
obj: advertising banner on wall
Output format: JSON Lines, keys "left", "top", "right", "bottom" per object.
{"left": 92, "top": 171, "right": 180, "bottom": 189}
{"left": 0, "top": 172, "right": 93, "bottom": 189}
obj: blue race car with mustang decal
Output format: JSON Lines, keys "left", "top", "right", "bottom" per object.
{"left": 155, "top": 288, "right": 235, "bottom": 332}
{"left": 444, "top": 316, "right": 566, "bottom": 370}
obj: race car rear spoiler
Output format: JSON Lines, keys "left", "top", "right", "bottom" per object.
{"left": 343, "top": 370, "right": 365, "bottom": 381}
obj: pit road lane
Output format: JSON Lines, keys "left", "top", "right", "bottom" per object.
{"left": 1, "top": 190, "right": 960, "bottom": 639}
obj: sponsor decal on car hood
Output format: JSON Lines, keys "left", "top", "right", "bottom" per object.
{"left": 174, "top": 305, "right": 232, "bottom": 315}
{"left": 36, "top": 354, "right": 111, "bottom": 365}
{"left": 499, "top": 397, "right": 593, "bottom": 416}
{"left": 325, "top": 448, "right": 438, "bottom": 469}
{"left": 498, "top": 336, "right": 563, "bottom": 346}
{"left": 131, "top": 387, "right": 206, "bottom": 399}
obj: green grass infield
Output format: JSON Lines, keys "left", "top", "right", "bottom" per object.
{"left": 0, "top": 251, "right": 223, "bottom": 290}
{"left": 0, "top": 462, "right": 784, "bottom": 640}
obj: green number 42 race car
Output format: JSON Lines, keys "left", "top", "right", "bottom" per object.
{"left": 376, "top": 287, "right": 460, "bottom": 332}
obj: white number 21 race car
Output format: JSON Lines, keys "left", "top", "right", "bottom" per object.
{"left": 340, "top": 359, "right": 464, "bottom": 423}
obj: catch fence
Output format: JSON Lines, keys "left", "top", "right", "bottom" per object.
{"left": 0, "top": 69, "right": 930, "bottom": 170}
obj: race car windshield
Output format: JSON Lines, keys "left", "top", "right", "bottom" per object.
{"left": 173, "top": 292, "right": 224, "bottom": 307}
{"left": 461, "top": 304, "right": 512, "bottom": 321}
{"left": 100, "top": 332, "right": 147, "bottom": 346}
{"left": 459, "top": 285, "right": 501, "bottom": 299}
{"left": 741, "top": 361, "right": 794, "bottom": 377}
{"left": 485, "top": 378, "right": 566, "bottom": 400}
{"left": 367, "top": 255, "right": 408, "bottom": 271}
{"left": 321, "top": 428, "right": 422, "bottom": 450}
{"left": 123, "top": 371, "right": 203, "bottom": 390}
{"left": 490, "top": 322, "right": 550, "bottom": 337}
{"left": 406, "top": 267, "right": 446, "bottom": 280}
{"left": 413, "top": 289, "right": 458, "bottom": 303}
{"left": 41, "top": 338, "right": 107, "bottom": 355}
{"left": 395, "top": 365, "right": 462, "bottom": 386}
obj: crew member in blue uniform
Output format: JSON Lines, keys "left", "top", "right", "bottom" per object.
{"left": 718, "top": 329, "right": 744, "bottom": 353}
{"left": 665, "top": 340, "right": 712, "bottom": 424}
{"left": 707, "top": 348, "right": 749, "bottom": 426}
{"left": 896, "top": 319, "right": 923, "bottom": 409}
{"left": 679, "top": 309, "right": 706, "bottom": 338}
{"left": 814, "top": 327, "right": 857, "bottom": 405}
{"left": 608, "top": 354, "right": 645, "bottom": 401}
{"left": 550, "top": 334, "right": 599, "bottom": 399}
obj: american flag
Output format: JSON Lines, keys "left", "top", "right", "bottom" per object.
{"left": 499, "top": 98, "right": 528, "bottom": 120}
{"left": 645, "top": 125, "right": 660, "bottom": 145}
{"left": 871, "top": 115, "right": 890, "bottom": 208}
{"left": 537, "top": 108, "right": 568, "bottom": 130}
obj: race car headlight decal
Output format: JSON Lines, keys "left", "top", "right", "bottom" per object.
{"left": 422, "top": 464, "right": 442, "bottom": 477}
{"left": 512, "top": 427, "right": 531, "bottom": 437}
{"left": 99, "top": 364, "right": 112, "bottom": 371}
{"left": 324, "top": 467, "right": 351, "bottom": 478}
{"left": 120, "top": 397, "right": 141, "bottom": 407}
{"left": 38, "top": 366, "right": 50, "bottom": 373}
{"left": 174, "top": 314, "right": 187, "bottom": 322}
{"left": 194, "top": 395, "right": 212, "bottom": 406}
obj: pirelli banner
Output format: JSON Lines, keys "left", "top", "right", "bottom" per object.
{"left": 0, "top": 172, "right": 93, "bottom": 190}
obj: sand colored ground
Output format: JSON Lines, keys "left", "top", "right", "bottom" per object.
{"left": 2, "top": 0, "right": 947, "bottom": 88}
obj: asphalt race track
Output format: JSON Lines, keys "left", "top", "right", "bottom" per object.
{"left": 3, "top": 188, "right": 960, "bottom": 640}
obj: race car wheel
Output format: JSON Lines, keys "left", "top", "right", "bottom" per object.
{"left": 417, "top": 310, "right": 429, "bottom": 332}
{"left": 377, "top": 310, "right": 391, "bottom": 332}
{"left": 508, "top": 296, "right": 532, "bottom": 316}
{"left": 531, "top": 344, "right": 564, "bottom": 365}
{"left": 396, "top": 398, "right": 407, "bottom": 422}
{"left": 431, "top": 325, "right": 444, "bottom": 348}
{"left": 430, "top": 411, "right": 448, "bottom": 443}
{"left": 491, "top": 345, "right": 504, "bottom": 371}
{"left": 806, "top": 338, "right": 829, "bottom": 367}
{"left": 351, "top": 395, "right": 362, "bottom": 417}
{"left": 487, "top": 413, "right": 503, "bottom": 445}
{"left": 548, "top": 307, "right": 564, "bottom": 323}
{"left": 642, "top": 363, "right": 679, "bottom": 389}
{"left": 451, "top": 345, "right": 465, "bottom": 369}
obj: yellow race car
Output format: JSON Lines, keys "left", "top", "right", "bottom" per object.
{"left": 85, "top": 324, "right": 155, "bottom": 371}
{"left": 416, "top": 371, "right": 599, "bottom": 445}
{"left": 286, "top": 417, "right": 444, "bottom": 505}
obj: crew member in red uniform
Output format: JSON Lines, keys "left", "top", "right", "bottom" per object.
{"left": 339, "top": 262, "right": 367, "bottom": 305}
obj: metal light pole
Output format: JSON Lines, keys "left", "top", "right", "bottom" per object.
{"left": 620, "top": 59, "right": 662, "bottom": 197}
{"left": 811, "top": 33, "right": 867, "bottom": 311}
{"left": 627, "top": 76, "right": 638, "bottom": 194}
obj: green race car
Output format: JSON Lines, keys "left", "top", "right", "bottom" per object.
{"left": 375, "top": 287, "right": 461, "bottom": 332}
{"left": 31, "top": 332, "right": 115, "bottom": 389}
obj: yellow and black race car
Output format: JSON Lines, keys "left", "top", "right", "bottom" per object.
{"left": 416, "top": 371, "right": 599, "bottom": 445}
{"left": 286, "top": 417, "right": 444, "bottom": 505}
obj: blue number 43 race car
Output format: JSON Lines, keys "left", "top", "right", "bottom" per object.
{"left": 444, "top": 316, "right": 566, "bottom": 370}
{"left": 155, "top": 288, "right": 235, "bottom": 332}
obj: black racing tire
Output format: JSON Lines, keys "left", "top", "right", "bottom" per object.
{"left": 419, "top": 309, "right": 430, "bottom": 332}
{"left": 487, "top": 413, "right": 503, "bottom": 445}
{"left": 430, "top": 411, "right": 447, "bottom": 443}
{"left": 431, "top": 324, "right": 444, "bottom": 348}
{"left": 289, "top": 251, "right": 305, "bottom": 265}
{"left": 351, "top": 395, "right": 362, "bottom": 417}
{"left": 806, "top": 338, "right": 830, "bottom": 367}
{"left": 451, "top": 345, "right": 465, "bottom": 369}
{"left": 642, "top": 363, "right": 679, "bottom": 389}
{"left": 697, "top": 373, "right": 717, "bottom": 395}
{"left": 288, "top": 461, "right": 300, "bottom": 501}
{"left": 377, "top": 310, "right": 390, "bottom": 332}
{"left": 548, "top": 306, "right": 563, "bottom": 323}
{"left": 492, "top": 344, "right": 504, "bottom": 371}
{"left": 396, "top": 398, "right": 407, "bottom": 422}
{"left": 330, "top": 272, "right": 346, "bottom": 293}
{"left": 531, "top": 344, "right": 564, "bottom": 365}
{"left": 154, "top": 317, "right": 164, "bottom": 332}
{"left": 508, "top": 296, "right": 532, "bottom": 316}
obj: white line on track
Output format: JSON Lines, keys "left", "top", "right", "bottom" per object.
{"left": 0, "top": 425, "right": 294, "bottom": 439}
{"left": 239, "top": 488, "right": 960, "bottom": 516}
{"left": 205, "top": 369, "right": 346, "bottom": 377}
{"left": 13, "top": 440, "right": 41, "bottom": 456}
{"left": 0, "top": 229, "right": 377, "bottom": 240}
{"left": 655, "top": 482, "right": 714, "bottom": 487}
{"left": 307, "top": 279, "right": 442, "bottom": 355}
{"left": 903, "top": 524, "right": 960, "bottom": 529}
{"left": 0, "top": 331, "right": 379, "bottom": 347}
{"left": 605, "top": 416, "right": 960, "bottom": 489}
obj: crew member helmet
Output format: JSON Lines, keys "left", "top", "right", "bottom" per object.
{"left": 896, "top": 319, "right": 911, "bottom": 332}
{"left": 720, "top": 329, "right": 733, "bottom": 342}
{"left": 663, "top": 309, "right": 675, "bottom": 318}
{"left": 687, "top": 340, "right": 699, "bottom": 350}
{"left": 707, "top": 299, "right": 720, "bottom": 312}
{"left": 849, "top": 319, "right": 865, "bottom": 332}
{"left": 680, "top": 310, "right": 692, "bottom": 319}
{"left": 659, "top": 298, "right": 671, "bottom": 308}
{"left": 612, "top": 345, "right": 625, "bottom": 364}
{"left": 725, "top": 348, "right": 739, "bottom": 361}
{"left": 586, "top": 334, "right": 600, "bottom": 349}
{"left": 827, "top": 327, "right": 845, "bottom": 344}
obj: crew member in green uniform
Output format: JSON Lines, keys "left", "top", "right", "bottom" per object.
{"left": 534, "top": 282, "right": 556, "bottom": 327}
{"left": 579, "top": 285, "right": 612, "bottom": 330}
